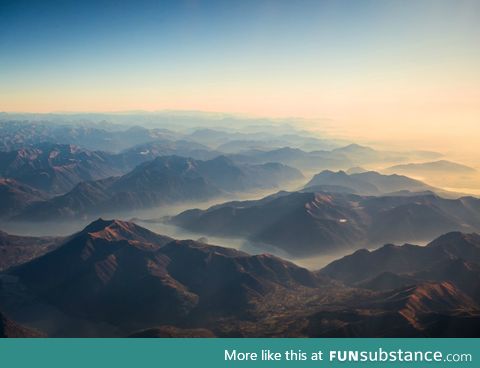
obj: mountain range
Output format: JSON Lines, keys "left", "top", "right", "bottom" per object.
{"left": 229, "top": 144, "right": 443, "bottom": 173}
{"left": 0, "top": 121, "right": 175, "bottom": 152}
{"left": 303, "top": 170, "right": 437, "bottom": 196}
{"left": 383, "top": 160, "right": 479, "bottom": 189}
{"left": 185, "top": 128, "right": 338, "bottom": 152}
{"left": 171, "top": 190, "right": 480, "bottom": 256}
{"left": 1, "top": 117, "right": 479, "bottom": 338}
{"left": 0, "top": 143, "right": 124, "bottom": 194}
{"left": 321, "top": 232, "right": 480, "bottom": 299}
{"left": 15, "top": 155, "right": 302, "bottom": 221}
{"left": 0, "top": 219, "right": 478, "bottom": 337}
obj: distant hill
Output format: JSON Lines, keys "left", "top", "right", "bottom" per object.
{"left": 304, "top": 170, "right": 437, "bottom": 196}
{"left": 303, "top": 169, "right": 463, "bottom": 198}
{"left": 384, "top": 160, "right": 478, "bottom": 190}
{"left": 171, "top": 191, "right": 480, "bottom": 256}
{"left": 229, "top": 144, "right": 443, "bottom": 173}
{"left": 186, "top": 128, "right": 337, "bottom": 152}
{"left": 386, "top": 160, "right": 476, "bottom": 175}
{"left": 117, "top": 140, "right": 219, "bottom": 167}
{"left": 0, "top": 121, "right": 175, "bottom": 152}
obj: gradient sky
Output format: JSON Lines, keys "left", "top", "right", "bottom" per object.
{"left": 1, "top": 0, "right": 479, "bottom": 154}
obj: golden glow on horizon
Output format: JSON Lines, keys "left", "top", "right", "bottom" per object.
{"left": 3, "top": 68, "right": 479, "bottom": 164}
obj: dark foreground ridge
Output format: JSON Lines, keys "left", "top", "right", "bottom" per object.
{"left": 0, "top": 219, "right": 479, "bottom": 337}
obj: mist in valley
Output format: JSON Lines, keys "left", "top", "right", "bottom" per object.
{"left": 1, "top": 116, "right": 479, "bottom": 272}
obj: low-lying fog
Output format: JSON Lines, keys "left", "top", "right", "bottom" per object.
{"left": 0, "top": 177, "right": 432, "bottom": 271}
{"left": 2, "top": 178, "right": 361, "bottom": 270}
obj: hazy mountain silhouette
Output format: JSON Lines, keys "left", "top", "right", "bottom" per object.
{"left": 384, "top": 160, "right": 478, "bottom": 189}
{"left": 386, "top": 160, "right": 476, "bottom": 175}
{"left": 118, "top": 140, "right": 218, "bottom": 167}
{"left": 172, "top": 191, "right": 480, "bottom": 256}
{"left": 229, "top": 144, "right": 442, "bottom": 173}
{"left": 17, "top": 155, "right": 302, "bottom": 221}
{"left": 0, "top": 121, "right": 175, "bottom": 152}
{"left": 303, "top": 170, "right": 442, "bottom": 196}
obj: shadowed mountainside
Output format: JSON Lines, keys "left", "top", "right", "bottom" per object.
{"left": 3, "top": 219, "right": 323, "bottom": 336}
{"left": 0, "top": 220, "right": 478, "bottom": 337}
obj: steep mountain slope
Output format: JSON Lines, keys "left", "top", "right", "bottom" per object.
{"left": 171, "top": 191, "right": 480, "bottom": 256}
{"left": 5, "top": 219, "right": 324, "bottom": 336}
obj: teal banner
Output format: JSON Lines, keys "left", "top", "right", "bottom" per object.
{"left": 0, "top": 339, "right": 477, "bottom": 367}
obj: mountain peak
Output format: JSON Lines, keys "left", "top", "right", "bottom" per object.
{"left": 79, "top": 218, "right": 172, "bottom": 245}
{"left": 81, "top": 218, "right": 123, "bottom": 234}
